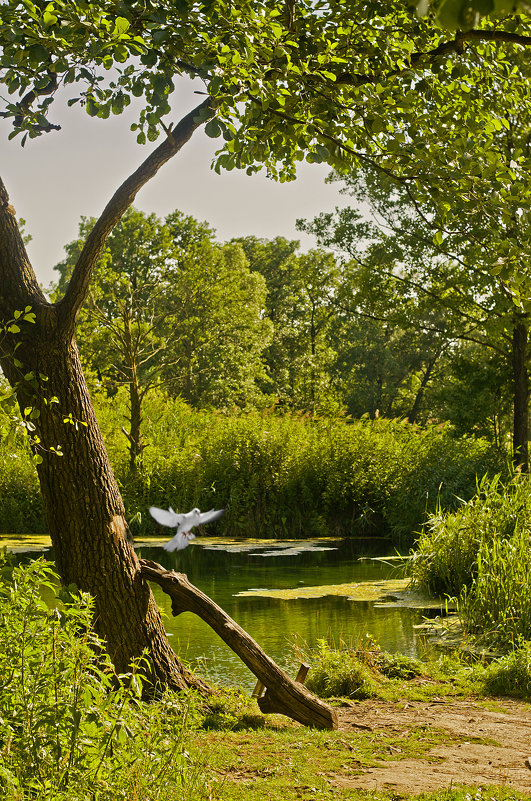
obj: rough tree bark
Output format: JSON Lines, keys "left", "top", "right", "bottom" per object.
{"left": 0, "top": 98, "right": 215, "bottom": 691}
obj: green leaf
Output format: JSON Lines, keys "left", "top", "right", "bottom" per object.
{"left": 85, "top": 96, "right": 99, "bottom": 117}
{"left": 204, "top": 118, "right": 221, "bottom": 138}
{"left": 113, "top": 16, "right": 130, "bottom": 37}
{"left": 473, "top": 0, "right": 495, "bottom": 13}
{"left": 437, "top": 0, "right": 475, "bottom": 29}
{"left": 42, "top": 10, "right": 58, "bottom": 25}
{"left": 28, "top": 44, "right": 48, "bottom": 66}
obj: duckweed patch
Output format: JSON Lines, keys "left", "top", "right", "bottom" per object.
{"left": 235, "top": 578, "right": 410, "bottom": 601}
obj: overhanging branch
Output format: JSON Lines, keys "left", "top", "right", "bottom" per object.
{"left": 57, "top": 96, "right": 215, "bottom": 335}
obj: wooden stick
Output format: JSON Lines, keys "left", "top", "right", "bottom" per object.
{"left": 139, "top": 559, "right": 338, "bottom": 730}
{"left": 295, "top": 662, "right": 310, "bottom": 684}
{"left": 252, "top": 679, "right": 266, "bottom": 699}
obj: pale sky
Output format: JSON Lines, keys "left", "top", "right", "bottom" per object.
{"left": 1, "top": 76, "right": 354, "bottom": 288}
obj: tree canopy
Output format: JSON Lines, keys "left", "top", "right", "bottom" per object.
{"left": 2, "top": 0, "right": 531, "bottom": 688}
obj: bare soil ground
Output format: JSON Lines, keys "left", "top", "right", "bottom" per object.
{"left": 335, "top": 696, "right": 531, "bottom": 795}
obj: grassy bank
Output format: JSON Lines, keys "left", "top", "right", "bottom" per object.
{"left": 2, "top": 557, "right": 530, "bottom": 801}
{"left": 0, "top": 391, "right": 501, "bottom": 547}
{"left": 410, "top": 473, "right": 531, "bottom": 651}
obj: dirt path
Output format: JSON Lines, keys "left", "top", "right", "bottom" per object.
{"left": 333, "top": 697, "right": 531, "bottom": 795}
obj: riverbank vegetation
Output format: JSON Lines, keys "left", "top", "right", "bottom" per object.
{"left": 410, "top": 472, "right": 531, "bottom": 653}
{"left": 298, "top": 636, "right": 531, "bottom": 704}
{"left": 2, "top": 556, "right": 530, "bottom": 801}
{"left": 0, "top": 388, "right": 501, "bottom": 546}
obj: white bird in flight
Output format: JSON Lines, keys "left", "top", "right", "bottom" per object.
{"left": 149, "top": 506, "right": 225, "bottom": 551}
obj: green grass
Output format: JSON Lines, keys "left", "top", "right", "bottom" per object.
{"left": 480, "top": 641, "right": 531, "bottom": 699}
{"left": 194, "top": 720, "right": 529, "bottom": 801}
{"left": 196, "top": 725, "right": 451, "bottom": 801}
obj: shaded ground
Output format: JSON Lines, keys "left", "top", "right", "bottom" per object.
{"left": 336, "top": 696, "right": 531, "bottom": 795}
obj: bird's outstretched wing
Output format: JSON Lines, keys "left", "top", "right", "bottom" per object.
{"left": 163, "top": 531, "right": 196, "bottom": 552}
{"left": 196, "top": 508, "right": 225, "bottom": 526}
{"left": 149, "top": 506, "right": 183, "bottom": 528}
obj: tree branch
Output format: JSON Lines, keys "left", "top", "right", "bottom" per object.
{"left": 57, "top": 96, "right": 215, "bottom": 335}
{"left": 336, "top": 28, "right": 531, "bottom": 87}
{"left": 0, "top": 177, "right": 48, "bottom": 319}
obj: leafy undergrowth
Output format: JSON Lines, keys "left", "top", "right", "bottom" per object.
{"left": 0, "top": 390, "right": 500, "bottom": 547}
{"left": 0, "top": 555, "right": 209, "bottom": 801}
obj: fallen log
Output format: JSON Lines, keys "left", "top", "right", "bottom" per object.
{"left": 139, "top": 558, "right": 338, "bottom": 730}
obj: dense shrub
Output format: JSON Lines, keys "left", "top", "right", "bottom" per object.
{"left": 0, "top": 455, "right": 44, "bottom": 533}
{"left": 0, "top": 555, "right": 206, "bottom": 800}
{"left": 123, "top": 396, "right": 500, "bottom": 546}
{"left": 0, "top": 391, "right": 501, "bottom": 546}
{"left": 303, "top": 640, "right": 377, "bottom": 699}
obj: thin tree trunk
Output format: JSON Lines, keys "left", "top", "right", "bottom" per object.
{"left": 123, "top": 306, "right": 144, "bottom": 472}
{"left": 512, "top": 317, "right": 528, "bottom": 471}
{"left": 408, "top": 353, "right": 438, "bottom": 425}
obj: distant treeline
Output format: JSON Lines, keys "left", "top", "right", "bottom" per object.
{"left": 50, "top": 204, "right": 514, "bottom": 476}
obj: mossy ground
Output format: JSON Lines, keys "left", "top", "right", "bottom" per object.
{"left": 196, "top": 715, "right": 529, "bottom": 801}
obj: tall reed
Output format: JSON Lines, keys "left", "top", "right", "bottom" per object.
{"left": 0, "top": 389, "right": 500, "bottom": 546}
{"left": 410, "top": 472, "right": 531, "bottom": 649}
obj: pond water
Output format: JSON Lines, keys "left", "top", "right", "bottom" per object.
{"left": 4, "top": 535, "right": 436, "bottom": 691}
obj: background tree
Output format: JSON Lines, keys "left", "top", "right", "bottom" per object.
{"left": 300, "top": 154, "right": 525, "bottom": 459}
{"left": 428, "top": 342, "right": 512, "bottom": 445}
{"left": 55, "top": 209, "right": 174, "bottom": 471}
{"left": 237, "top": 237, "right": 340, "bottom": 409}
{"left": 55, "top": 210, "right": 270, "bottom": 470}
{"left": 323, "top": 46, "right": 531, "bottom": 465}
{"left": 161, "top": 239, "right": 272, "bottom": 409}
{"left": 1, "top": 0, "right": 530, "bottom": 688}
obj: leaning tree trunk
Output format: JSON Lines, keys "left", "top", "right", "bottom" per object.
{"left": 512, "top": 316, "right": 529, "bottom": 472}
{"left": 0, "top": 283, "right": 206, "bottom": 692}
{"left": 0, "top": 98, "right": 216, "bottom": 692}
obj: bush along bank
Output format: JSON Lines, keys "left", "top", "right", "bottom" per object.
{"left": 0, "top": 554, "right": 207, "bottom": 800}
{"left": 0, "top": 392, "right": 502, "bottom": 547}
{"left": 410, "top": 471, "right": 531, "bottom": 652}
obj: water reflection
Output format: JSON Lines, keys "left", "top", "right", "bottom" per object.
{"left": 137, "top": 537, "right": 424, "bottom": 690}
{"left": 4, "top": 535, "right": 426, "bottom": 691}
